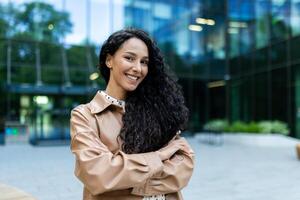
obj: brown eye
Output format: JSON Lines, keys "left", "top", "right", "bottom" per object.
{"left": 125, "top": 56, "right": 134, "bottom": 61}
{"left": 141, "top": 60, "right": 149, "bottom": 66}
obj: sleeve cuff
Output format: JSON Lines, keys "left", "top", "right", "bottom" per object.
{"left": 131, "top": 186, "right": 145, "bottom": 195}
{"left": 143, "top": 151, "right": 164, "bottom": 177}
{"left": 131, "top": 152, "right": 163, "bottom": 196}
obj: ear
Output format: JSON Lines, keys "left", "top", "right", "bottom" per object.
{"left": 106, "top": 54, "right": 113, "bottom": 69}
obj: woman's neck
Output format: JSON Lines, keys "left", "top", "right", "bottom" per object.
{"left": 105, "top": 85, "right": 127, "bottom": 100}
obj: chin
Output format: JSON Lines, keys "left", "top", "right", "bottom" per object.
{"left": 125, "top": 86, "right": 138, "bottom": 92}
{"left": 123, "top": 84, "right": 139, "bottom": 92}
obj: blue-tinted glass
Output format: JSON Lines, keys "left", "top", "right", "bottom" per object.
{"left": 90, "top": 0, "right": 119, "bottom": 44}
{"left": 255, "top": 0, "right": 270, "bottom": 48}
{"left": 229, "top": 0, "right": 255, "bottom": 56}
{"left": 195, "top": 0, "right": 226, "bottom": 60}
{"left": 228, "top": 0, "right": 240, "bottom": 19}
{"left": 239, "top": 0, "right": 255, "bottom": 54}
{"left": 229, "top": 30, "right": 239, "bottom": 57}
{"left": 64, "top": 0, "right": 86, "bottom": 44}
{"left": 254, "top": 48, "right": 268, "bottom": 72}
{"left": 125, "top": 0, "right": 152, "bottom": 33}
{"left": 291, "top": 0, "right": 300, "bottom": 36}
{"left": 292, "top": 64, "right": 300, "bottom": 138}
{"left": 270, "top": 40, "right": 287, "bottom": 66}
{"left": 290, "top": 33, "right": 300, "bottom": 60}
{"left": 206, "top": 8, "right": 226, "bottom": 59}
{"left": 271, "top": 0, "right": 290, "bottom": 42}
{"left": 230, "top": 77, "right": 253, "bottom": 121}
{"left": 229, "top": 0, "right": 254, "bottom": 20}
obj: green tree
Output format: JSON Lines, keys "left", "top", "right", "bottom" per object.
{"left": 14, "top": 1, "right": 72, "bottom": 43}
{"left": 159, "top": 41, "right": 187, "bottom": 74}
{"left": 0, "top": 4, "right": 9, "bottom": 37}
{"left": 7, "top": 1, "right": 73, "bottom": 65}
{"left": 0, "top": 2, "right": 21, "bottom": 38}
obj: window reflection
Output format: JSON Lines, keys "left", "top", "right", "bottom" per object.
{"left": 229, "top": 0, "right": 255, "bottom": 57}
{"left": 291, "top": 0, "right": 300, "bottom": 36}
{"left": 255, "top": 0, "right": 270, "bottom": 48}
{"left": 3, "top": 0, "right": 300, "bottom": 139}
{"left": 64, "top": 0, "right": 86, "bottom": 44}
{"left": 271, "top": 0, "right": 290, "bottom": 42}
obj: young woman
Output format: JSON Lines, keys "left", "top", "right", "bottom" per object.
{"left": 70, "top": 28, "right": 194, "bottom": 200}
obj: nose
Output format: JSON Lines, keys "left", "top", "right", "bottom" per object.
{"left": 132, "top": 61, "right": 142, "bottom": 73}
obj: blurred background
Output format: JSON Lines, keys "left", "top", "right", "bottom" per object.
{"left": 0, "top": 0, "right": 300, "bottom": 145}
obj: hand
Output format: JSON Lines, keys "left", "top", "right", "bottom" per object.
{"left": 156, "top": 138, "right": 190, "bottom": 161}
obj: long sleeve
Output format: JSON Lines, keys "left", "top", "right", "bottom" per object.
{"left": 131, "top": 137, "right": 195, "bottom": 196}
{"left": 70, "top": 108, "right": 163, "bottom": 196}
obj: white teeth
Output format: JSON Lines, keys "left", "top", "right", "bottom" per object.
{"left": 126, "top": 74, "right": 138, "bottom": 80}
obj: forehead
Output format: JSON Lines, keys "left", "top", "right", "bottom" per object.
{"left": 117, "top": 37, "right": 149, "bottom": 56}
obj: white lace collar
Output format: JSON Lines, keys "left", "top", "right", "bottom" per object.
{"left": 99, "top": 91, "right": 125, "bottom": 108}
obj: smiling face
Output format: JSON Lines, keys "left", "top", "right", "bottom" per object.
{"left": 105, "top": 37, "right": 149, "bottom": 99}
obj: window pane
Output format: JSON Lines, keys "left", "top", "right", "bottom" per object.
{"left": 229, "top": 0, "right": 255, "bottom": 56}
{"left": 270, "top": 40, "right": 287, "bottom": 66}
{"left": 271, "top": 0, "right": 290, "bottom": 42}
{"left": 256, "top": 0, "right": 270, "bottom": 48}
{"left": 290, "top": 34, "right": 300, "bottom": 60}
{"left": 254, "top": 72, "right": 269, "bottom": 120}
{"left": 65, "top": 0, "right": 86, "bottom": 44}
{"left": 271, "top": 68, "right": 287, "bottom": 121}
{"left": 291, "top": 0, "right": 300, "bottom": 36}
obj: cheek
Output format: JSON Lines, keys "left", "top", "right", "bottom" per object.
{"left": 143, "top": 67, "right": 149, "bottom": 77}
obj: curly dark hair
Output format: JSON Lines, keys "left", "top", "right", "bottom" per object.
{"left": 98, "top": 28, "right": 189, "bottom": 153}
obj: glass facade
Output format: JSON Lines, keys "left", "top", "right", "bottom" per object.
{"left": 1, "top": 0, "right": 300, "bottom": 143}
{"left": 228, "top": 0, "right": 300, "bottom": 138}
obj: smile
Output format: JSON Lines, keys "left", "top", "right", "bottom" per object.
{"left": 126, "top": 74, "right": 139, "bottom": 81}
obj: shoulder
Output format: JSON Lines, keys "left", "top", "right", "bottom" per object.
{"left": 70, "top": 103, "right": 97, "bottom": 136}
{"left": 72, "top": 104, "right": 89, "bottom": 113}
{"left": 71, "top": 103, "right": 93, "bottom": 121}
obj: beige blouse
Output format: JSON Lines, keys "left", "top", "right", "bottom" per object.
{"left": 70, "top": 91, "right": 195, "bottom": 200}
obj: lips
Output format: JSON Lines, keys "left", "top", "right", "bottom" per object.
{"left": 126, "top": 74, "right": 139, "bottom": 81}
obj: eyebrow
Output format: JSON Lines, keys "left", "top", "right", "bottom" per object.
{"left": 124, "top": 51, "right": 149, "bottom": 59}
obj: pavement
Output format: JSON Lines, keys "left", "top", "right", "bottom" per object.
{"left": 0, "top": 183, "right": 35, "bottom": 200}
{"left": 0, "top": 133, "right": 300, "bottom": 200}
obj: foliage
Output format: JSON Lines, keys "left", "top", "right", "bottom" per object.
{"left": 0, "top": 4, "right": 9, "bottom": 37}
{"left": 14, "top": 2, "right": 72, "bottom": 42}
{"left": 203, "top": 119, "right": 229, "bottom": 132}
{"left": 224, "top": 121, "right": 261, "bottom": 133}
{"left": 0, "top": 1, "right": 97, "bottom": 86}
{"left": 225, "top": 121, "right": 248, "bottom": 133}
{"left": 258, "top": 120, "right": 289, "bottom": 135}
{"left": 258, "top": 121, "right": 272, "bottom": 133}
{"left": 0, "top": 3, "right": 19, "bottom": 38}
{"left": 203, "top": 119, "right": 289, "bottom": 135}
{"left": 246, "top": 121, "right": 261, "bottom": 133}
{"left": 0, "top": 1, "right": 72, "bottom": 42}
